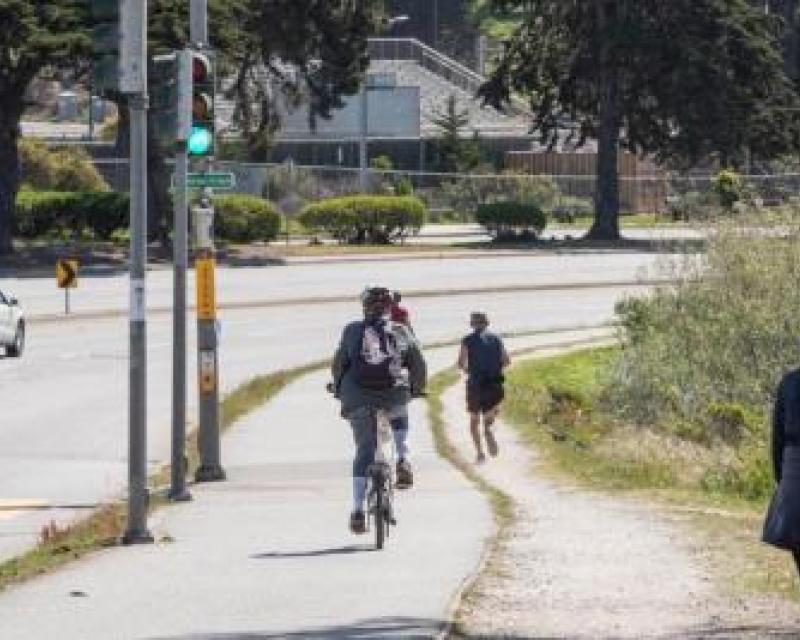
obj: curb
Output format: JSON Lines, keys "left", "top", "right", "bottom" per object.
{"left": 27, "top": 279, "right": 670, "bottom": 325}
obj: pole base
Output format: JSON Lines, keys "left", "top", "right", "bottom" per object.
{"left": 168, "top": 488, "right": 193, "bottom": 502}
{"left": 194, "top": 465, "right": 226, "bottom": 483}
{"left": 121, "top": 529, "right": 155, "bottom": 546}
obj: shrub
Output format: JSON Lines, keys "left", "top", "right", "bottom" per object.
{"left": 475, "top": 201, "right": 547, "bottom": 241}
{"left": 666, "top": 190, "right": 715, "bottom": 221}
{"left": 299, "top": 195, "right": 426, "bottom": 244}
{"left": 713, "top": 168, "right": 744, "bottom": 211}
{"left": 552, "top": 196, "right": 593, "bottom": 223}
{"left": 606, "top": 209, "right": 800, "bottom": 499}
{"left": 20, "top": 139, "right": 109, "bottom": 192}
{"left": 212, "top": 194, "right": 281, "bottom": 243}
{"left": 16, "top": 190, "right": 128, "bottom": 239}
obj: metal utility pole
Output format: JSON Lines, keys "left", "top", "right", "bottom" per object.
{"left": 359, "top": 84, "right": 369, "bottom": 192}
{"left": 190, "top": 0, "right": 209, "bottom": 46}
{"left": 123, "top": 0, "right": 153, "bottom": 545}
{"left": 191, "top": 0, "right": 225, "bottom": 483}
{"left": 169, "top": 51, "right": 193, "bottom": 502}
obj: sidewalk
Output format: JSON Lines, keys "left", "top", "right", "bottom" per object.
{"left": 0, "top": 366, "right": 492, "bottom": 640}
{"left": 0, "top": 331, "right": 614, "bottom": 639}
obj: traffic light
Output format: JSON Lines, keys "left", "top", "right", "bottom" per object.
{"left": 149, "top": 54, "right": 180, "bottom": 145}
{"left": 90, "top": 0, "right": 145, "bottom": 96}
{"left": 188, "top": 52, "right": 216, "bottom": 157}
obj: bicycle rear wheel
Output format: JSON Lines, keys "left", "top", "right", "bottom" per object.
{"left": 374, "top": 481, "right": 385, "bottom": 550}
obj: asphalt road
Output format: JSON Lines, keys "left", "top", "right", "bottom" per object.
{"left": 0, "top": 252, "right": 659, "bottom": 561}
{"left": 4, "top": 251, "right": 667, "bottom": 318}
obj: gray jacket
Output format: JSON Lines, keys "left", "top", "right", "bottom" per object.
{"left": 332, "top": 319, "right": 427, "bottom": 417}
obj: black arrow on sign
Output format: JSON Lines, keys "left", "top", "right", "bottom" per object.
{"left": 59, "top": 260, "right": 76, "bottom": 288}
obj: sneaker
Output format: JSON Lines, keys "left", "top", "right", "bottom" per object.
{"left": 485, "top": 428, "right": 499, "bottom": 457}
{"left": 396, "top": 459, "right": 414, "bottom": 489}
{"left": 349, "top": 510, "right": 366, "bottom": 535}
{"left": 476, "top": 451, "right": 486, "bottom": 464}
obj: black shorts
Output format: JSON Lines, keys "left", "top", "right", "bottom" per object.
{"left": 466, "top": 382, "right": 505, "bottom": 414}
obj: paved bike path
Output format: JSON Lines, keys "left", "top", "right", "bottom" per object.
{"left": 0, "top": 367, "right": 490, "bottom": 639}
{"left": 0, "top": 332, "right": 612, "bottom": 639}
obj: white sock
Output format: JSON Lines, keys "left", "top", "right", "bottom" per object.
{"left": 353, "top": 477, "right": 367, "bottom": 512}
{"left": 394, "top": 429, "right": 410, "bottom": 461}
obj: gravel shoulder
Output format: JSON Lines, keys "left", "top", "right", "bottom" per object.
{"left": 441, "top": 371, "right": 800, "bottom": 639}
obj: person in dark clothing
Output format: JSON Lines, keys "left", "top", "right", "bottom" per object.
{"left": 763, "top": 368, "right": 800, "bottom": 576}
{"left": 457, "top": 311, "right": 510, "bottom": 463}
{"left": 332, "top": 286, "right": 427, "bottom": 534}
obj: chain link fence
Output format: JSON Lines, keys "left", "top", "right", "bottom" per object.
{"left": 90, "top": 158, "right": 800, "bottom": 221}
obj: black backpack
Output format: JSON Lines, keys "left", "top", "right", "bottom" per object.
{"left": 353, "top": 321, "right": 403, "bottom": 390}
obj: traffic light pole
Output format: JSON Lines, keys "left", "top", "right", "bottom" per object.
{"left": 121, "top": 0, "right": 153, "bottom": 546}
{"left": 169, "top": 139, "right": 191, "bottom": 502}
{"left": 124, "top": 90, "right": 153, "bottom": 545}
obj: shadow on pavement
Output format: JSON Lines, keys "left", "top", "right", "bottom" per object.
{"left": 251, "top": 545, "right": 374, "bottom": 559}
{"left": 143, "top": 617, "right": 800, "bottom": 640}
{"left": 146, "top": 616, "right": 445, "bottom": 639}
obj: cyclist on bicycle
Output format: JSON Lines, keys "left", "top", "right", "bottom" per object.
{"left": 332, "top": 286, "right": 427, "bottom": 534}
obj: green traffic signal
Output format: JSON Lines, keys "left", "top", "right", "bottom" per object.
{"left": 188, "top": 126, "right": 213, "bottom": 156}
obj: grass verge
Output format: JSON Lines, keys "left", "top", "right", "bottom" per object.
{"left": 0, "top": 360, "right": 326, "bottom": 593}
{"left": 426, "top": 369, "right": 513, "bottom": 526}
{"left": 504, "top": 346, "right": 799, "bottom": 599}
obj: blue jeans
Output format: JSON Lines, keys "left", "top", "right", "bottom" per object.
{"left": 348, "top": 405, "right": 409, "bottom": 477}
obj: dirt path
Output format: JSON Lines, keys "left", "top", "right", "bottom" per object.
{"left": 441, "top": 380, "right": 800, "bottom": 639}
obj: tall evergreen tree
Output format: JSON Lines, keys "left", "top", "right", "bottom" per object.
{"left": 480, "top": 0, "right": 800, "bottom": 239}
{"left": 0, "top": 1, "right": 90, "bottom": 254}
{"left": 0, "top": 0, "right": 378, "bottom": 254}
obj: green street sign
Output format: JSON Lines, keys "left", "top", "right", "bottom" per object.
{"left": 185, "top": 172, "right": 236, "bottom": 190}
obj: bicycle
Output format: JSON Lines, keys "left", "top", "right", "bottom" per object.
{"left": 327, "top": 382, "right": 397, "bottom": 550}
{"left": 367, "top": 408, "right": 396, "bottom": 550}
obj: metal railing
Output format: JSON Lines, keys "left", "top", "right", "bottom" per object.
{"left": 368, "top": 37, "right": 529, "bottom": 117}
{"left": 369, "top": 38, "right": 486, "bottom": 98}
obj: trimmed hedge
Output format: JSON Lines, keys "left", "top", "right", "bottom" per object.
{"left": 475, "top": 201, "right": 547, "bottom": 241}
{"left": 212, "top": 194, "right": 281, "bottom": 243}
{"left": 16, "top": 191, "right": 281, "bottom": 244}
{"left": 16, "top": 190, "right": 128, "bottom": 239}
{"left": 298, "top": 195, "right": 426, "bottom": 244}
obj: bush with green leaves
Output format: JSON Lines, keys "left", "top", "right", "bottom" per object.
{"left": 475, "top": 201, "right": 547, "bottom": 241}
{"left": 607, "top": 208, "right": 800, "bottom": 500}
{"left": 15, "top": 190, "right": 128, "bottom": 239}
{"left": 20, "top": 139, "right": 109, "bottom": 192}
{"left": 551, "top": 196, "right": 593, "bottom": 223}
{"left": 212, "top": 194, "right": 281, "bottom": 243}
{"left": 299, "top": 195, "right": 426, "bottom": 244}
{"left": 713, "top": 168, "right": 744, "bottom": 211}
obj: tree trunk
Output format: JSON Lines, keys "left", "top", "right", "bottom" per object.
{"left": 115, "top": 99, "right": 131, "bottom": 156}
{"left": 0, "top": 115, "right": 21, "bottom": 255}
{"left": 117, "top": 97, "right": 170, "bottom": 245}
{"left": 588, "top": 0, "right": 621, "bottom": 241}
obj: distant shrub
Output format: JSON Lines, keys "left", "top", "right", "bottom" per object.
{"left": 713, "top": 168, "right": 744, "bottom": 211}
{"left": 212, "top": 194, "right": 281, "bottom": 243}
{"left": 552, "top": 196, "right": 593, "bottom": 223}
{"left": 16, "top": 190, "right": 127, "bottom": 239}
{"left": 20, "top": 139, "right": 109, "bottom": 192}
{"left": 475, "top": 201, "right": 547, "bottom": 241}
{"left": 299, "top": 195, "right": 426, "bottom": 244}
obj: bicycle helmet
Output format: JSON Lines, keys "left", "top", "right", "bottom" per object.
{"left": 361, "top": 286, "right": 391, "bottom": 320}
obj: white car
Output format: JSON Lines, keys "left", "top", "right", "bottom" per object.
{"left": 0, "top": 287, "right": 24, "bottom": 357}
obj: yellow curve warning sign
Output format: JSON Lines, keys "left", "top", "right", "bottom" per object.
{"left": 56, "top": 259, "right": 79, "bottom": 289}
{"left": 195, "top": 257, "right": 217, "bottom": 320}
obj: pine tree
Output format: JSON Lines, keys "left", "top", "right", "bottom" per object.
{"left": 0, "top": 1, "right": 90, "bottom": 254}
{"left": 480, "top": 0, "right": 800, "bottom": 239}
